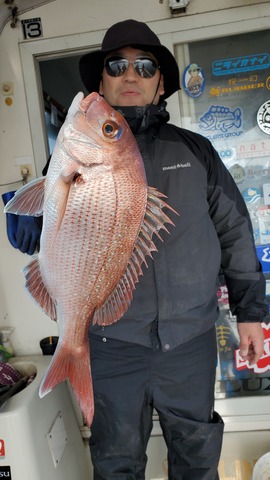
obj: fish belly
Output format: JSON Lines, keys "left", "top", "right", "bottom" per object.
{"left": 38, "top": 170, "right": 147, "bottom": 425}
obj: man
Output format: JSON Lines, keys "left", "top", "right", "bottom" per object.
{"left": 3, "top": 18, "right": 266, "bottom": 480}
{"left": 78, "top": 19, "right": 267, "bottom": 480}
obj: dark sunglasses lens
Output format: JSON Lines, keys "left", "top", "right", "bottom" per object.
{"left": 134, "top": 59, "right": 158, "bottom": 78}
{"left": 105, "top": 57, "right": 158, "bottom": 78}
{"left": 105, "top": 58, "right": 128, "bottom": 77}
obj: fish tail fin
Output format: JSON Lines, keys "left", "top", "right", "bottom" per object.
{"left": 39, "top": 342, "right": 94, "bottom": 426}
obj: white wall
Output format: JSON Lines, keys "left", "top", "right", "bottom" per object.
{"left": 0, "top": 0, "right": 270, "bottom": 355}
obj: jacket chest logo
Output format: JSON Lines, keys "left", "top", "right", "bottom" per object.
{"left": 162, "top": 162, "right": 191, "bottom": 171}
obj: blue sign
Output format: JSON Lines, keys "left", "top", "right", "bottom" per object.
{"left": 212, "top": 53, "right": 270, "bottom": 76}
{"left": 243, "top": 187, "right": 262, "bottom": 205}
{"left": 256, "top": 245, "right": 270, "bottom": 273}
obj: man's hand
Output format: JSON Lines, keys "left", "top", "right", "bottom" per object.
{"left": 15, "top": 216, "right": 42, "bottom": 255}
{"left": 3, "top": 190, "right": 41, "bottom": 255}
{"left": 237, "top": 322, "right": 265, "bottom": 366}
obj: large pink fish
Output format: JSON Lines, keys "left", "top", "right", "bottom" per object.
{"left": 4, "top": 92, "right": 177, "bottom": 426}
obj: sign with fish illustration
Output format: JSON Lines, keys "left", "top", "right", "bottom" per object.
{"left": 242, "top": 187, "right": 262, "bottom": 205}
{"left": 212, "top": 53, "right": 270, "bottom": 76}
{"left": 4, "top": 92, "right": 177, "bottom": 427}
{"left": 199, "top": 105, "right": 242, "bottom": 133}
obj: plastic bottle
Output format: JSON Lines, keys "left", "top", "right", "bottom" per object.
{"left": 0, "top": 335, "right": 6, "bottom": 362}
{"left": 0, "top": 327, "right": 14, "bottom": 360}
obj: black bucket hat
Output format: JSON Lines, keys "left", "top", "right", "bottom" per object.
{"left": 79, "top": 19, "right": 180, "bottom": 101}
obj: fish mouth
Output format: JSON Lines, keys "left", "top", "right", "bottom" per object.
{"left": 65, "top": 124, "right": 102, "bottom": 150}
{"left": 71, "top": 136, "right": 102, "bottom": 149}
{"left": 79, "top": 92, "right": 101, "bottom": 113}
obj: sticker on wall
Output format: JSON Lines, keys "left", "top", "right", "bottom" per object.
{"left": 236, "top": 139, "right": 270, "bottom": 158}
{"left": 212, "top": 53, "right": 270, "bottom": 76}
{"left": 199, "top": 105, "right": 242, "bottom": 133}
{"left": 228, "top": 163, "right": 245, "bottom": 184}
{"left": 242, "top": 187, "right": 262, "bottom": 205}
{"left": 209, "top": 75, "right": 265, "bottom": 98}
{"left": 235, "top": 322, "right": 270, "bottom": 373}
{"left": 0, "top": 440, "right": 5, "bottom": 458}
{"left": 217, "top": 147, "right": 234, "bottom": 160}
{"left": 257, "top": 100, "right": 270, "bottom": 135}
{"left": 183, "top": 63, "right": 205, "bottom": 98}
{"left": 0, "top": 466, "right": 11, "bottom": 478}
{"left": 257, "top": 246, "right": 270, "bottom": 273}
{"left": 263, "top": 183, "right": 270, "bottom": 205}
{"left": 21, "top": 18, "right": 43, "bottom": 40}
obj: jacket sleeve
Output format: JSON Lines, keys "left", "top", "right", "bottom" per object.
{"left": 203, "top": 138, "right": 267, "bottom": 322}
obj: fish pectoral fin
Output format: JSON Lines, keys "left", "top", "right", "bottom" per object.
{"left": 23, "top": 257, "right": 56, "bottom": 321}
{"left": 50, "top": 176, "right": 74, "bottom": 235}
{"left": 4, "top": 177, "right": 46, "bottom": 216}
{"left": 93, "top": 186, "right": 179, "bottom": 326}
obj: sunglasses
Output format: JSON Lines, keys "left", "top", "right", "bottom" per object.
{"left": 104, "top": 56, "right": 159, "bottom": 79}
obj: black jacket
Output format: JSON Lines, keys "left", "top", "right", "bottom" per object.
{"left": 89, "top": 102, "right": 267, "bottom": 351}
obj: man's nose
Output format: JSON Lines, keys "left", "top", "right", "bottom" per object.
{"left": 123, "top": 63, "right": 137, "bottom": 80}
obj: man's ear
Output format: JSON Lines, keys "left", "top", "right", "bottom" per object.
{"left": 99, "top": 79, "right": 103, "bottom": 95}
{"left": 159, "top": 74, "right": 165, "bottom": 96}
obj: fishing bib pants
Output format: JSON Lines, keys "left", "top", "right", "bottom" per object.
{"left": 88, "top": 326, "right": 224, "bottom": 480}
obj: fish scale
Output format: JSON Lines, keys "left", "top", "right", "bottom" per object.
{"left": 4, "top": 91, "right": 178, "bottom": 426}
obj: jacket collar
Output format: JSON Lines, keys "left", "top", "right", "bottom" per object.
{"left": 113, "top": 101, "right": 170, "bottom": 134}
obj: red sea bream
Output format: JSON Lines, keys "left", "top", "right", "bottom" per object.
{"left": 4, "top": 92, "right": 177, "bottom": 426}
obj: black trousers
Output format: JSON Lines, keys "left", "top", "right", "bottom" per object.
{"left": 89, "top": 326, "right": 224, "bottom": 480}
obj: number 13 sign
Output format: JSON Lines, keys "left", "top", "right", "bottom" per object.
{"left": 21, "top": 18, "right": 43, "bottom": 39}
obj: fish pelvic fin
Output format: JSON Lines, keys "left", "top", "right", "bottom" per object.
{"left": 39, "top": 341, "right": 94, "bottom": 427}
{"left": 93, "top": 186, "right": 179, "bottom": 326}
{"left": 4, "top": 177, "right": 46, "bottom": 216}
{"left": 23, "top": 257, "right": 56, "bottom": 321}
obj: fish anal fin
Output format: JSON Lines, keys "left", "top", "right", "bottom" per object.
{"left": 4, "top": 177, "right": 46, "bottom": 216}
{"left": 39, "top": 341, "right": 94, "bottom": 427}
{"left": 93, "top": 186, "right": 178, "bottom": 327}
{"left": 23, "top": 257, "right": 56, "bottom": 321}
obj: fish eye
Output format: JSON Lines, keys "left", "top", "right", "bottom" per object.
{"left": 102, "top": 121, "right": 121, "bottom": 138}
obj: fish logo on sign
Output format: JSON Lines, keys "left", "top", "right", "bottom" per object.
{"left": 199, "top": 106, "right": 242, "bottom": 133}
{"left": 243, "top": 187, "right": 261, "bottom": 205}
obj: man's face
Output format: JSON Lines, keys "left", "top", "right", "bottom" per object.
{"left": 99, "top": 47, "right": 165, "bottom": 107}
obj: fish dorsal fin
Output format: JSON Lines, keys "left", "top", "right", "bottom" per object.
{"left": 4, "top": 177, "right": 46, "bottom": 216}
{"left": 92, "top": 186, "right": 178, "bottom": 326}
{"left": 23, "top": 257, "right": 56, "bottom": 321}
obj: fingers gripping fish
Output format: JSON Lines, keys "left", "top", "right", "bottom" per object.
{"left": 4, "top": 92, "right": 178, "bottom": 426}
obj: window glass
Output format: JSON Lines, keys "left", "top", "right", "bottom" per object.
{"left": 176, "top": 30, "right": 270, "bottom": 399}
